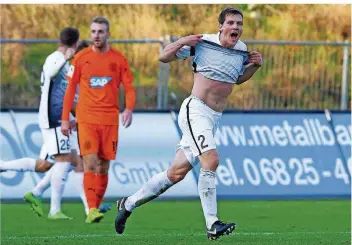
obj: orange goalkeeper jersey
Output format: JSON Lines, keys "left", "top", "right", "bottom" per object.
{"left": 62, "top": 46, "right": 135, "bottom": 125}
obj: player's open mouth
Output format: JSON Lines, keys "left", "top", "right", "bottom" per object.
{"left": 230, "top": 33, "right": 238, "bottom": 38}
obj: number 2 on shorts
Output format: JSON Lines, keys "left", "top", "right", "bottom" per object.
{"left": 198, "top": 135, "right": 208, "bottom": 149}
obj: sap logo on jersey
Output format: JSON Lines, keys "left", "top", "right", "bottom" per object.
{"left": 90, "top": 77, "right": 112, "bottom": 88}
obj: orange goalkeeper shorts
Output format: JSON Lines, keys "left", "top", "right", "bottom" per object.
{"left": 77, "top": 122, "right": 118, "bottom": 160}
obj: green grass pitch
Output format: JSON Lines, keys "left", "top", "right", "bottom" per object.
{"left": 1, "top": 200, "right": 350, "bottom": 245}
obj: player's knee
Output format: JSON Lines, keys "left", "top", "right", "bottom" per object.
{"left": 96, "top": 165, "right": 109, "bottom": 174}
{"left": 167, "top": 169, "right": 187, "bottom": 183}
{"left": 96, "top": 159, "right": 110, "bottom": 174}
{"left": 82, "top": 154, "right": 97, "bottom": 171}
{"left": 42, "top": 162, "right": 53, "bottom": 172}
{"left": 168, "top": 173, "right": 185, "bottom": 183}
{"left": 85, "top": 165, "right": 95, "bottom": 172}
{"left": 200, "top": 150, "right": 219, "bottom": 171}
{"left": 35, "top": 160, "right": 53, "bottom": 172}
{"left": 211, "top": 157, "right": 219, "bottom": 169}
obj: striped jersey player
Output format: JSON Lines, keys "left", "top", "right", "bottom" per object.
{"left": 114, "top": 7, "right": 263, "bottom": 241}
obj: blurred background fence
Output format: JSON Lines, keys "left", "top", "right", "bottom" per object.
{"left": 1, "top": 39, "right": 351, "bottom": 110}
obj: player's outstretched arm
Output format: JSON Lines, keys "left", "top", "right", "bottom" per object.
{"left": 237, "top": 51, "right": 263, "bottom": 85}
{"left": 159, "top": 34, "right": 203, "bottom": 63}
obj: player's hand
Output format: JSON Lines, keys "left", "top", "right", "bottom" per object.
{"left": 61, "top": 120, "right": 71, "bottom": 136}
{"left": 122, "top": 109, "right": 133, "bottom": 128}
{"left": 64, "top": 48, "right": 76, "bottom": 60}
{"left": 178, "top": 34, "right": 203, "bottom": 47}
{"left": 70, "top": 120, "right": 77, "bottom": 132}
{"left": 248, "top": 51, "right": 263, "bottom": 66}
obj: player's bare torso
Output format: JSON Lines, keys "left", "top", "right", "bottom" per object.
{"left": 192, "top": 73, "right": 234, "bottom": 113}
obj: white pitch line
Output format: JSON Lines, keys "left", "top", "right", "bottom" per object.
{"left": 2, "top": 231, "right": 350, "bottom": 240}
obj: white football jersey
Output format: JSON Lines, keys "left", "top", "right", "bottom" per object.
{"left": 176, "top": 33, "right": 248, "bottom": 83}
{"left": 38, "top": 51, "right": 77, "bottom": 129}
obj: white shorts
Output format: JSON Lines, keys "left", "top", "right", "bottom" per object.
{"left": 41, "top": 126, "right": 71, "bottom": 156}
{"left": 177, "top": 95, "right": 222, "bottom": 167}
{"left": 39, "top": 144, "right": 55, "bottom": 164}
{"left": 70, "top": 129, "right": 80, "bottom": 155}
{"left": 38, "top": 130, "right": 79, "bottom": 163}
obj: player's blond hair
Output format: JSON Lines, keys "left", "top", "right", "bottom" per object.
{"left": 92, "top": 16, "right": 110, "bottom": 31}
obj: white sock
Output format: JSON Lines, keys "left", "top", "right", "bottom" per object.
{"left": 0, "top": 158, "right": 36, "bottom": 172}
{"left": 49, "top": 162, "right": 71, "bottom": 215}
{"left": 31, "top": 167, "right": 54, "bottom": 198}
{"left": 72, "top": 171, "right": 89, "bottom": 215}
{"left": 125, "top": 170, "right": 174, "bottom": 212}
{"left": 198, "top": 168, "right": 218, "bottom": 230}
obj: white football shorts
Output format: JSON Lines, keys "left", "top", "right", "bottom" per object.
{"left": 176, "top": 95, "right": 222, "bottom": 167}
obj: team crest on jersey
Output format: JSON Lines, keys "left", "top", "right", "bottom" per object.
{"left": 90, "top": 76, "right": 112, "bottom": 88}
{"left": 109, "top": 62, "right": 117, "bottom": 72}
{"left": 84, "top": 141, "right": 91, "bottom": 150}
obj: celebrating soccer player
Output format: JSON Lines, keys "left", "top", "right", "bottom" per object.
{"left": 114, "top": 7, "right": 263, "bottom": 240}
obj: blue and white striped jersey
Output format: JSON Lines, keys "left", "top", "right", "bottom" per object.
{"left": 38, "top": 51, "right": 78, "bottom": 129}
{"left": 176, "top": 33, "right": 249, "bottom": 84}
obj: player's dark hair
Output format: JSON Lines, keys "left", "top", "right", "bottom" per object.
{"left": 59, "top": 27, "right": 79, "bottom": 47}
{"left": 218, "top": 7, "right": 243, "bottom": 24}
{"left": 76, "top": 40, "right": 89, "bottom": 53}
{"left": 92, "top": 16, "right": 110, "bottom": 31}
